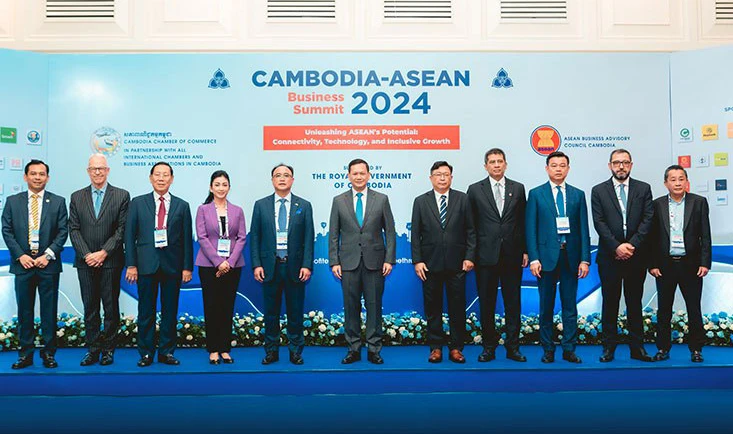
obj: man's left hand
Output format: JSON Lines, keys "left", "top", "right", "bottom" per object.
{"left": 182, "top": 270, "right": 193, "bottom": 283}
{"left": 578, "top": 263, "right": 589, "bottom": 279}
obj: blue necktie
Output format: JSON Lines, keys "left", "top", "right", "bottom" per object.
{"left": 556, "top": 186, "right": 566, "bottom": 244}
{"left": 278, "top": 198, "right": 287, "bottom": 231}
{"left": 439, "top": 195, "right": 447, "bottom": 229}
{"left": 619, "top": 184, "right": 628, "bottom": 210}
{"left": 93, "top": 189, "right": 103, "bottom": 218}
{"left": 355, "top": 193, "right": 364, "bottom": 227}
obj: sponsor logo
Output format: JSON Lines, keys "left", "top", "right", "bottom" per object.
{"left": 209, "top": 69, "right": 230, "bottom": 89}
{"left": 1, "top": 127, "right": 17, "bottom": 144}
{"left": 491, "top": 68, "right": 513, "bottom": 88}
{"left": 702, "top": 124, "right": 718, "bottom": 141}
{"left": 714, "top": 152, "right": 729, "bottom": 167}
{"left": 715, "top": 179, "right": 727, "bottom": 191}
{"left": 677, "top": 155, "right": 691, "bottom": 168}
{"left": 678, "top": 127, "right": 692, "bottom": 143}
{"left": 694, "top": 154, "right": 709, "bottom": 168}
{"left": 728, "top": 122, "right": 733, "bottom": 139}
{"left": 530, "top": 125, "right": 561, "bottom": 156}
{"left": 90, "top": 127, "right": 122, "bottom": 156}
{"left": 26, "top": 130, "right": 41, "bottom": 145}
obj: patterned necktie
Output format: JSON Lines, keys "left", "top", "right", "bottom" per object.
{"left": 278, "top": 198, "right": 287, "bottom": 232}
{"left": 439, "top": 195, "right": 447, "bottom": 228}
{"left": 29, "top": 194, "right": 39, "bottom": 244}
{"left": 93, "top": 189, "right": 103, "bottom": 218}
{"left": 355, "top": 193, "right": 364, "bottom": 227}
{"left": 494, "top": 183, "right": 504, "bottom": 217}
{"left": 156, "top": 196, "right": 166, "bottom": 230}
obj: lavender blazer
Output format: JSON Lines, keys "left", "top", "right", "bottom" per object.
{"left": 194, "top": 201, "right": 246, "bottom": 268}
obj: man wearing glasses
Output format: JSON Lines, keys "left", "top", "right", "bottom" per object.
{"left": 591, "top": 149, "right": 654, "bottom": 363}
{"left": 69, "top": 153, "right": 130, "bottom": 366}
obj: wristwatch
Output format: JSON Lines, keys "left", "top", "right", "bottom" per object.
{"left": 45, "top": 253, "right": 53, "bottom": 261}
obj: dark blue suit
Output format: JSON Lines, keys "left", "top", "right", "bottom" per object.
{"left": 250, "top": 193, "right": 314, "bottom": 355}
{"left": 125, "top": 193, "right": 193, "bottom": 357}
{"left": 526, "top": 182, "right": 590, "bottom": 352}
{"left": 1, "top": 191, "right": 68, "bottom": 358}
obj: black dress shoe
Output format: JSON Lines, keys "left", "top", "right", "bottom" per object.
{"left": 653, "top": 350, "right": 670, "bottom": 361}
{"left": 221, "top": 355, "right": 234, "bottom": 364}
{"left": 41, "top": 353, "right": 58, "bottom": 369}
{"left": 599, "top": 348, "right": 615, "bottom": 363}
{"left": 290, "top": 353, "right": 304, "bottom": 365}
{"left": 541, "top": 350, "right": 555, "bottom": 363}
{"left": 209, "top": 356, "right": 220, "bottom": 365}
{"left": 691, "top": 350, "right": 704, "bottom": 363}
{"left": 562, "top": 351, "right": 582, "bottom": 364}
{"left": 367, "top": 352, "right": 384, "bottom": 365}
{"left": 157, "top": 354, "right": 180, "bottom": 365}
{"left": 477, "top": 348, "right": 496, "bottom": 362}
{"left": 262, "top": 352, "right": 279, "bottom": 365}
{"left": 630, "top": 348, "right": 654, "bottom": 362}
{"left": 506, "top": 349, "right": 527, "bottom": 362}
{"left": 137, "top": 355, "right": 153, "bottom": 367}
{"left": 100, "top": 351, "right": 114, "bottom": 366}
{"left": 11, "top": 356, "right": 33, "bottom": 370}
{"left": 341, "top": 351, "right": 361, "bottom": 364}
{"left": 80, "top": 352, "right": 100, "bottom": 366}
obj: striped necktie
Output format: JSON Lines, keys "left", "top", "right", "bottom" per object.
{"left": 439, "top": 195, "right": 447, "bottom": 228}
{"left": 29, "top": 194, "right": 39, "bottom": 244}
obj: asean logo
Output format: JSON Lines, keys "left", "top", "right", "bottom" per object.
{"left": 90, "top": 127, "right": 122, "bottom": 156}
{"left": 530, "top": 125, "right": 561, "bottom": 156}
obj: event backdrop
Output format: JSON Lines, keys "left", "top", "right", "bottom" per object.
{"left": 1, "top": 47, "right": 731, "bottom": 320}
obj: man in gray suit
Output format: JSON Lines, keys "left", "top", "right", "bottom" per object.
{"left": 329, "top": 158, "right": 396, "bottom": 364}
{"left": 69, "top": 153, "right": 130, "bottom": 366}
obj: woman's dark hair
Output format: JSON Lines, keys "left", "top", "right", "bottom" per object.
{"left": 204, "top": 170, "right": 231, "bottom": 204}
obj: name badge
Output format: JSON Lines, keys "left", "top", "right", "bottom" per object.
{"left": 671, "top": 234, "right": 685, "bottom": 250}
{"left": 217, "top": 238, "right": 231, "bottom": 257}
{"left": 556, "top": 217, "right": 571, "bottom": 234}
{"left": 30, "top": 229, "right": 40, "bottom": 251}
{"left": 154, "top": 229, "right": 168, "bottom": 248}
{"left": 276, "top": 231, "right": 288, "bottom": 250}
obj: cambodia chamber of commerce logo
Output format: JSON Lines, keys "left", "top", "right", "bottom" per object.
{"left": 208, "top": 69, "right": 230, "bottom": 89}
{"left": 530, "top": 125, "right": 561, "bottom": 156}
{"left": 26, "top": 130, "right": 41, "bottom": 145}
{"left": 90, "top": 127, "right": 122, "bottom": 156}
{"left": 491, "top": 68, "right": 513, "bottom": 88}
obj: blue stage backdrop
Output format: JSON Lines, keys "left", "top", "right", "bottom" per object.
{"left": 1, "top": 47, "right": 731, "bottom": 320}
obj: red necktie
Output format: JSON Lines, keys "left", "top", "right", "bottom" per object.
{"left": 157, "top": 196, "right": 166, "bottom": 229}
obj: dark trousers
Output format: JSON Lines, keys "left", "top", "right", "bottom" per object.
{"left": 14, "top": 271, "right": 60, "bottom": 358}
{"left": 655, "top": 257, "right": 704, "bottom": 352}
{"left": 263, "top": 261, "right": 305, "bottom": 354}
{"left": 598, "top": 260, "right": 646, "bottom": 351}
{"left": 137, "top": 268, "right": 181, "bottom": 358}
{"left": 476, "top": 257, "right": 523, "bottom": 351}
{"left": 77, "top": 266, "right": 122, "bottom": 354}
{"left": 199, "top": 266, "right": 241, "bottom": 353}
{"left": 537, "top": 249, "right": 578, "bottom": 352}
{"left": 422, "top": 269, "right": 466, "bottom": 351}
{"left": 342, "top": 259, "right": 384, "bottom": 354}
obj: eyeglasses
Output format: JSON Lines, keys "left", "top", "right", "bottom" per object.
{"left": 431, "top": 172, "right": 452, "bottom": 179}
{"left": 87, "top": 166, "right": 109, "bottom": 173}
{"left": 273, "top": 173, "right": 292, "bottom": 179}
{"left": 611, "top": 160, "right": 632, "bottom": 167}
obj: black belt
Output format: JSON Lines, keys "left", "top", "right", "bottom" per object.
{"left": 275, "top": 256, "right": 288, "bottom": 264}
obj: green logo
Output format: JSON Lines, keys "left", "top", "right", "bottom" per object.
{"left": 680, "top": 128, "right": 690, "bottom": 138}
{"left": 0, "top": 127, "right": 17, "bottom": 143}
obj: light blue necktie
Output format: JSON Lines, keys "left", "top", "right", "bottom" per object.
{"left": 93, "top": 189, "right": 103, "bottom": 218}
{"left": 556, "top": 186, "right": 566, "bottom": 244}
{"left": 619, "top": 184, "right": 628, "bottom": 210}
{"left": 355, "top": 193, "right": 364, "bottom": 227}
{"left": 439, "top": 195, "right": 447, "bottom": 229}
{"left": 277, "top": 198, "right": 287, "bottom": 258}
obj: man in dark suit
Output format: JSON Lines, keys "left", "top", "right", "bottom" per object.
{"left": 412, "top": 161, "right": 475, "bottom": 364}
{"left": 526, "top": 151, "right": 591, "bottom": 364}
{"left": 329, "top": 158, "right": 396, "bottom": 364}
{"left": 69, "top": 153, "right": 130, "bottom": 366}
{"left": 591, "top": 149, "right": 654, "bottom": 363}
{"left": 648, "top": 165, "right": 711, "bottom": 363}
{"left": 251, "top": 163, "right": 314, "bottom": 365}
{"left": 467, "top": 148, "right": 528, "bottom": 363}
{"left": 125, "top": 161, "right": 193, "bottom": 367}
{"left": 2, "top": 159, "right": 68, "bottom": 369}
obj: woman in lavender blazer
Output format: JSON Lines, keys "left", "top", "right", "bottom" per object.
{"left": 195, "top": 170, "right": 246, "bottom": 364}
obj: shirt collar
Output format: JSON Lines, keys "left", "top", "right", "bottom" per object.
{"left": 91, "top": 183, "right": 108, "bottom": 194}
{"left": 28, "top": 190, "right": 45, "bottom": 199}
{"left": 434, "top": 190, "right": 449, "bottom": 201}
{"left": 612, "top": 178, "right": 629, "bottom": 189}
{"left": 352, "top": 188, "right": 367, "bottom": 198}
{"left": 668, "top": 193, "right": 686, "bottom": 204}
{"left": 154, "top": 191, "right": 171, "bottom": 202}
{"left": 550, "top": 181, "right": 566, "bottom": 190}
{"left": 275, "top": 192, "right": 292, "bottom": 203}
{"left": 490, "top": 177, "right": 505, "bottom": 188}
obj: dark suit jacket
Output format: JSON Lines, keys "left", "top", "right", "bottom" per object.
{"left": 648, "top": 193, "right": 712, "bottom": 270}
{"left": 591, "top": 178, "right": 653, "bottom": 267}
{"left": 526, "top": 182, "right": 591, "bottom": 271}
{"left": 69, "top": 184, "right": 130, "bottom": 269}
{"left": 250, "top": 193, "right": 314, "bottom": 282}
{"left": 124, "top": 192, "right": 193, "bottom": 275}
{"left": 1, "top": 190, "right": 68, "bottom": 275}
{"left": 466, "top": 176, "right": 526, "bottom": 266}
{"left": 411, "top": 189, "right": 475, "bottom": 272}
{"left": 328, "top": 189, "right": 396, "bottom": 271}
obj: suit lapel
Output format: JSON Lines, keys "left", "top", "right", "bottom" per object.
{"left": 39, "top": 192, "right": 50, "bottom": 230}
{"left": 96, "top": 184, "right": 113, "bottom": 221}
{"left": 168, "top": 195, "right": 180, "bottom": 227}
{"left": 683, "top": 195, "right": 694, "bottom": 232}
{"left": 427, "top": 191, "right": 440, "bottom": 224}
{"left": 443, "top": 189, "right": 457, "bottom": 226}
{"left": 20, "top": 194, "right": 29, "bottom": 237}
{"left": 480, "top": 178, "right": 501, "bottom": 217}
{"left": 288, "top": 194, "right": 300, "bottom": 235}
{"left": 344, "top": 191, "right": 360, "bottom": 227}
{"left": 361, "top": 190, "right": 375, "bottom": 227}
{"left": 146, "top": 193, "right": 156, "bottom": 220}
{"left": 541, "top": 182, "right": 558, "bottom": 217}
{"left": 267, "top": 194, "right": 277, "bottom": 236}
{"left": 604, "top": 179, "right": 623, "bottom": 217}
{"left": 661, "top": 198, "right": 671, "bottom": 236}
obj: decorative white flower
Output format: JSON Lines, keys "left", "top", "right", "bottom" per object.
{"left": 0, "top": 333, "right": 5, "bottom": 340}
{"left": 254, "top": 326, "right": 260, "bottom": 332}
{"left": 410, "top": 318, "right": 420, "bottom": 325}
{"left": 57, "top": 330, "right": 64, "bottom": 337}
{"left": 309, "top": 311, "right": 316, "bottom": 318}
{"left": 238, "top": 319, "right": 245, "bottom": 325}
{"left": 557, "top": 323, "right": 563, "bottom": 331}
{"left": 473, "top": 335, "right": 482, "bottom": 344}
{"left": 186, "top": 335, "right": 193, "bottom": 341}
{"left": 184, "top": 323, "right": 190, "bottom": 329}
{"left": 388, "top": 329, "right": 396, "bottom": 338}
{"left": 318, "top": 324, "right": 327, "bottom": 332}
{"left": 231, "top": 340, "right": 237, "bottom": 347}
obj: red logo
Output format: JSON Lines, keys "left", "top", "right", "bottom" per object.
{"left": 530, "top": 125, "right": 561, "bottom": 156}
{"left": 678, "top": 155, "right": 691, "bottom": 168}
